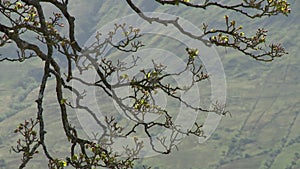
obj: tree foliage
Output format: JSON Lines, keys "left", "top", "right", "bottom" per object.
{"left": 0, "top": 0, "right": 290, "bottom": 168}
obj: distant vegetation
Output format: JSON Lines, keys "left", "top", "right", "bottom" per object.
{"left": 0, "top": 0, "right": 299, "bottom": 169}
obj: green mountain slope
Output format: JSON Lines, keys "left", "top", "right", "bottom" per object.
{"left": 0, "top": 1, "right": 299, "bottom": 169}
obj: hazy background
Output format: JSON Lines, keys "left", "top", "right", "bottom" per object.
{"left": 0, "top": 0, "right": 299, "bottom": 168}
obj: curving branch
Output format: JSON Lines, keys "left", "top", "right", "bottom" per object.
{"left": 0, "top": 0, "right": 290, "bottom": 168}
{"left": 126, "top": 0, "right": 289, "bottom": 60}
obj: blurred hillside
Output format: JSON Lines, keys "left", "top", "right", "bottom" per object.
{"left": 0, "top": 0, "right": 299, "bottom": 168}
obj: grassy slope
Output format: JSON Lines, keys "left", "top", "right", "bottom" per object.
{"left": 0, "top": 0, "right": 299, "bottom": 168}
